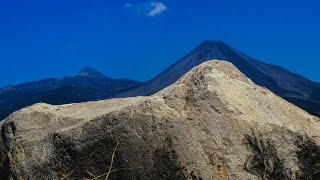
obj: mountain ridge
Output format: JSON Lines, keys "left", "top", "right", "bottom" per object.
{"left": 76, "top": 66, "right": 108, "bottom": 78}
{"left": 116, "top": 40, "right": 320, "bottom": 116}
{"left": 1, "top": 40, "right": 319, "bottom": 119}
{"left": 0, "top": 67, "right": 141, "bottom": 120}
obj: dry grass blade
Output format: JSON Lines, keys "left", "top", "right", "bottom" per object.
{"left": 90, "top": 141, "right": 120, "bottom": 180}
{"left": 86, "top": 170, "right": 97, "bottom": 178}
{"left": 105, "top": 141, "right": 119, "bottom": 180}
{"left": 61, "top": 168, "right": 74, "bottom": 180}
{"left": 61, "top": 173, "right": 70, "bottom": 180}
{"left": 57, "top": 141, "right": 120, "bottom": 180}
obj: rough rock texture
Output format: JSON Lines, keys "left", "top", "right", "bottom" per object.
{"left": 1, "top": 60, "right": 320, "bottom": 180}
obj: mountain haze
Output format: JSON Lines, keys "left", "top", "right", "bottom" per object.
{"left": 117, "top": 40, "right": 320, "bottom": 116}
{"left": 0, "top": 67, "right": 141, "bottom": 120}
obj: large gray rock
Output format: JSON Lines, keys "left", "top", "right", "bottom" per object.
{"left": 1, "top": 60, "right": 320, "bottom": 179}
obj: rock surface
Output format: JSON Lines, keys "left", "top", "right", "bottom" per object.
{"left": 1, "top": 60, "right": 320, "bottom": 179}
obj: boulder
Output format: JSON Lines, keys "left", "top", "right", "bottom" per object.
{"left": 1, "top": 60, "right": 320, "bottom": 179}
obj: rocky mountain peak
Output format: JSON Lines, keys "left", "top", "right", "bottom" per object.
{"left": 192, "top": 40, "right": 236, "bottom": 59}
{"left": 198, "top": 40, "right": 229, "bottom": 49}
{"left": 76, "top": 66, "right": 107, "bottom": 78}
{"left": 170, "top": 60, "right": 251, "bottom": 89}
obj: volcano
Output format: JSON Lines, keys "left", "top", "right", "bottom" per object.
{"left": 117, "top": 40, "right": 320, "bottom": 116}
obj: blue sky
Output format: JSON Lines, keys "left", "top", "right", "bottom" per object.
{"left": 0, "top": 0, "right": 319, "bottom": 87}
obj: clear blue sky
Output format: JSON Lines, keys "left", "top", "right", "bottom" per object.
{"left": 0, "top": 0, "right": 319, "bottom": 87}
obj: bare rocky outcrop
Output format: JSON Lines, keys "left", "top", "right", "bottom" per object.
{"left": 1, "top": 60, "right": 320, "bottom": 179}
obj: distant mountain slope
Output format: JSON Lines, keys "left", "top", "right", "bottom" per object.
{"left": 0, "top": 67, "right": 141, "bottom": 120}
{"left": 117, "top": 40, "right": 320, "bottom": 116}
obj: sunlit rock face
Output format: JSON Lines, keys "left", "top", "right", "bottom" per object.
{"left": 1, "top": 61, "right": 320, "bottom": 179}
